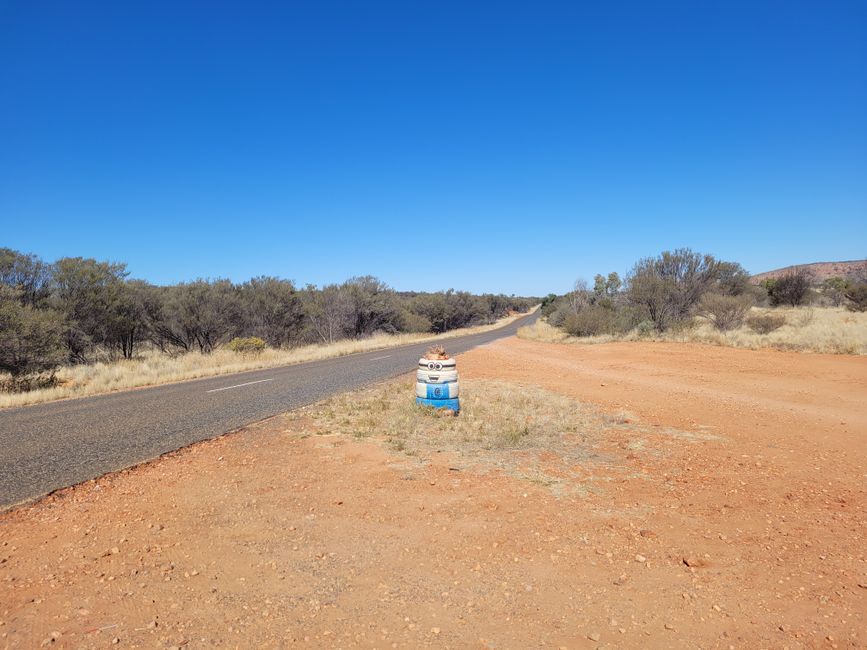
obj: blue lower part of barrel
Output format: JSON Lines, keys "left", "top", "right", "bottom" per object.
{"left": 415, "top": 397, "right": 460, "bottom": 412}
{"left": 422, "top": 382, "right": 458, "bottom": 399}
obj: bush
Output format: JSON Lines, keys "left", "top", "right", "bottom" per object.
{"left": 0, "top": 295, "right": 67, "bottom": 378}
{"left": 635, "top": 320, "right": 656, "bottom": 336}
{"left": 540, "top": 294, "right": 560, "bottom": 317}
{"left": 843, "top": 282, "right": 867, "bottom": 312}
{"left": 562, "top": 305, "right": 617, "bottom": 337}
{"left": 0, "top": 373, "right": 59, "bottom": 393}
{"left": 822, "top": 277, "right": 848, "bottom": 307}
{"left": 627, "top": 249, "right": 743, "bottom": 331}
{"left": 226, "top": 336, "right": 267, "bottom": 354}
{"left": 745, "top": 313, "right": 786, "bottom": 334}
{"left": 398, "top": 308, "right": 432, "bottom": 333}
{"left": 699, "top": 293, "right": 754, "bottom": 332}
{"left": 767, "top": 268, "right": 813, "bottom": 307}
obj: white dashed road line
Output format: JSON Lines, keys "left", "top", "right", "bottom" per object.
{"left": 206, "top": 378, "right": 274, "bottom": 393}
{"left": 369, "top": 355, "right": 392, "bottom": 361}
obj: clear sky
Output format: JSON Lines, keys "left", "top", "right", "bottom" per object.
{"left": 1, "top": 1, "right": 865, "bottom": 295}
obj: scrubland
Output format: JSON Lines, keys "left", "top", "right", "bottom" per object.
{"left": 519, "top": 306, "right": 867, "bottom": 355}
{"left": 0, "top": 311, "right": 532, "bottom": 409}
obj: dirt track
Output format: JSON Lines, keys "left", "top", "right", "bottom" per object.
{"left": 1, "top": 339, "right": 865, "bottom": 649}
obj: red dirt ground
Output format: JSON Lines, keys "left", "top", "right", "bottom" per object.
{"left": 1, "top": 338, "right": 864, "bottom": 649}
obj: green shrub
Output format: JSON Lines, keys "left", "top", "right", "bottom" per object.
{"left": 844, "top": 282, "right": 867, "bottom": 312}
{"left": 398, "top": 308, "right": 432, "bottom": 333}
{"left": 0, "top": 294, "right": 67, "bottom": 378}
{"left": 745, "top": 313, "right": 786, "bottom": 334}
{"left": 767, "top": 268, "right": 813, "bottom": 307}
{"left": 226, "top": 336, "right": 267, "bottom": 354}
{"left": 635, "top": 320, "right": 656, "bottom": 336}
{"left": 562, "top": 305, "right": 616, "bottom": 337}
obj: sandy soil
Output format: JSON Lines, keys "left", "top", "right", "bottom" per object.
{"left": 1, "top": 339, "right": 865, "bottom": 649}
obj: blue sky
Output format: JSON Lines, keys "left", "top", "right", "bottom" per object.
{"left": 1, "top": 1, "right": 865, "bottom": 295}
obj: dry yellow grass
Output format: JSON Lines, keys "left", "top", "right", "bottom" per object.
{"left": 303, "top": 377, "right": 644, "bottom": 490}
{"left": 0, "top": 311, "right": 535, "bottom": 409}
{"left": 302, "top": 377, "right": 701, "bottom": 493}
{"left": 518, "top": 307, "right": 867, "bottom": 355}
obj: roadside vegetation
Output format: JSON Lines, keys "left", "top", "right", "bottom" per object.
{"left": 521, "top": 250, "right": 867, "bottom": 355}
{"left": 305, "top": 377, "right": 642, "bottom": 491}
{"left": 0, "top": 313, "right": 531, "bottom": 409}
{"left": 0, "top": 247, "right": 536, "bottom": 405}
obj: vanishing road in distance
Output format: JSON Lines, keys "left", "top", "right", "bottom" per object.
{"left": 0, "top": 311, "right": 538, "bottom": 509}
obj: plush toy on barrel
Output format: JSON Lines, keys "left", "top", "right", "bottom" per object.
{"left": 415, "top": 345, "right": 460, "bottom": 413}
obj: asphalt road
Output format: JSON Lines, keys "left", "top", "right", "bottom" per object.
{"left": 0, "top": 311, "right": 538, "bottom": 509}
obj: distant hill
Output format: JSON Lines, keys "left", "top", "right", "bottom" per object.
{"left": 751, "top": 260, "right": 866, "bottom": 284}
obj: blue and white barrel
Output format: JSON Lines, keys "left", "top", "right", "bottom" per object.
{"left": 415, "top": 356, "right": 460, "bottom": 412}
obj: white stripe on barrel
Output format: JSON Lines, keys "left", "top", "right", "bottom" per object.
{"left": 416, "top": 369, "right": 459, "bottom": 384}
{"left": 415, "top": 381, "right": 460, "bottom": 399}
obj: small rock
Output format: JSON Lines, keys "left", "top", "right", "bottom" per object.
{"left": 664, "top": 623, "right": 675, "bottom": 631}
{"left": 588, "top": 632, "right": 601, "bottom": 641}
{"left": 639, "top": 529, "right": 656, "bottom": 538}
{"left": 431, "top": 627, "right": 440, "bottom": 635}
{"left": 635, "top": 554, "right": 646, "bottom": 563}
{"left": 112, "top": 639, "right": 120, "bottom": 645}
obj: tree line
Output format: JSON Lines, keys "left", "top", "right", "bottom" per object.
{"left": 542, "top": 249, "right": 867, "bottom": 338}
{"left": 0, "top": 248, "right": 536, "bottom": 381}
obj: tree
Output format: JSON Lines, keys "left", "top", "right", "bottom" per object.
{"left": 627, "top": 249, "right": 723, "bottom": 331}
{"left": 0, "top": 248, "right": 51, "bottom": 307}
{"left": 715, "top": 262, "right": 751, "bottom": 296}
{"left": 567, "top": 280, "right": 592, "bottom": 316}
{"left": 301, "top": 283, "right": 351, "bottom": 344}
{"left": 767, "top": 267, "right": 813, "bottom": 307}
{"left": 51, "top": 257, "right": 131, "bottom": 361}
{"left": 340, "top": 276, "right": 400, "bottom": 337}
{"left": 823, "top": 277, "right": 848, "bottom": 307}
{"left": 141, "top": 285, "right": 196, "bottom": 352}
{"left": 593, "top": 272, "right": 621, "bottom": 298}
{"left": 240, "top": 277, "right": 304, "bottom": 347}
{"left": 168, "top": 280, "right": 239, "bottom": 353}
{"left": 0, "top": 288, "right": 66, "bottom": 377}
{"left": 104, "top": 280, "right": 150, "bottom": 359}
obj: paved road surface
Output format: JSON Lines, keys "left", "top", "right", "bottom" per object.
{"left": 0, "top": 312, "right": 538, "bottom": 509}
